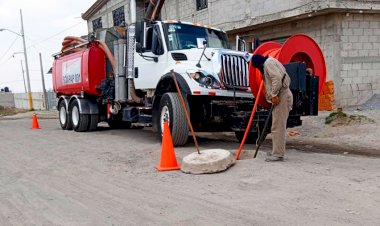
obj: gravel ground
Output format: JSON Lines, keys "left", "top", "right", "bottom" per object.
{"left": 346, "top": 94, "right": 380, "bottom": 110}
{"left": 287, "top": 96, "right": 380, "bottom": 156}
{"left": 0, "top": 118, "right": 379, "bottom": 225}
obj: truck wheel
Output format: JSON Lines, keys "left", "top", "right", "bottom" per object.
{"left": 235, "top": 131, "right": 264, "bottom": 144}
{"left": 88, "top": 114, "right": 99, "bottom": 131}
{"left": 70, "top": 99, "right": 90, "bottom": 132}
{"left": 158, "top": 92, "right": 189, "bottom": 146}
{"left": 58, "top": 101, "right": 72, "bottom": 130}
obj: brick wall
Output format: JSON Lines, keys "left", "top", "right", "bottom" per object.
{"left": 87, "top": 0, "right": 130, "bottom": 33}
{"left": 339, "top": 14, "right": 380, "bottom": 106}
{"left": 160, "top": 0, "right": 314, "bottom": 30}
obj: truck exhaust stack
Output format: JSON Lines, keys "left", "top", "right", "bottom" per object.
{"left": 114, "top": 39, "right": 127, "bottom": 102}
{"left": 125, "top": 0, "right": 142, "bottom": 104}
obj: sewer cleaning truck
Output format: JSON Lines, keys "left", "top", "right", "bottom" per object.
{"left": 52, "top": 0, "right": 325, "bottom": 146}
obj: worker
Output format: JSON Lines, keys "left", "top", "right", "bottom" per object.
{"left": 251, "top": 54, "right": 293, "bottom": 162}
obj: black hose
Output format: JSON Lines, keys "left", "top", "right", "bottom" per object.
{"left": 253, "top": 105, "right": 274, "bottom": 158}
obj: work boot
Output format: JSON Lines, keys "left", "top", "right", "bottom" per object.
{"left": 265, "top": 156, "right": 284, "bottom": 162}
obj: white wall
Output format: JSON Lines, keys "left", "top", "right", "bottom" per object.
{"left": 0, "top": 93, "right": 15, "bottom": 107}
{"left": 14, "top": 92, "right": 57, "bottom": 110}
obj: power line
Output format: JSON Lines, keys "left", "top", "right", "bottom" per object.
{"left": 0, "top": 77, "right": 52, "bottom": 84}
{"left": 0, "top": 20, "right": 85, "bottom": 67}
{"left": 27, "top": 20, "right": 85, "bottom": 49}
{"left": 25, "top": 36, "right": 52, "bottom": 52}
{"left": 0, "top": 36, "right": 19, "bottom": 63}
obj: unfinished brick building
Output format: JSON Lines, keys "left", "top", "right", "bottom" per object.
{"left": 82, "top": 0, "right": 380, "bottom": 107}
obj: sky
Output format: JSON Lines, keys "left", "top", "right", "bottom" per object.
{"left": 0, "top": 0, "right": 95, "bottom": 93}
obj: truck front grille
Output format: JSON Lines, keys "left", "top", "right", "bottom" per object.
{"left": 221, "top": 54, "right": 249, "bottom": 88}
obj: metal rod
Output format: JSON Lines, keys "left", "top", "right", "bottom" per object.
{"left": 51, "top": 41, "right": 89, "bottom": 57}
{"left": 39, "top": 53, "right": 49, "bottom": 110}
{"left": 253, "top": 105, "right": 274, "bottom": 158}
{"left": 235, "top": 80, "right": 264, "bottom": 160}
{"left": 171, "top": 70, "right": 200, "bottom": 154}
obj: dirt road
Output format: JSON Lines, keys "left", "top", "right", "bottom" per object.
{"left": 0, "top": 118, "right": 379, "bottom": 225}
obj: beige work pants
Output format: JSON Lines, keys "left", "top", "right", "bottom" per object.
{"left": 271, "top": 88, "right": 293, "bottom": 157}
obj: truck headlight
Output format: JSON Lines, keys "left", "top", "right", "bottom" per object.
{"left": 190, "top": 72, "right": 201, "bottom": 80}
{"left": 199, "top": 76, "right": 213, "bottom": 87}
{"left": 187, "top": 70, "right": 221, "bottom": 89}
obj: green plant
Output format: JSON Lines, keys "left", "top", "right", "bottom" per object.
{"left": 325, "top": 111, "right": 347, "bottom": 124}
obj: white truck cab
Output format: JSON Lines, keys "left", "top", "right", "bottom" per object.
{"left": 127, "top": 20, "right": 258, "bottom": 145}
{"left": 135, "top": 21, "right": 253, "bottom": 98}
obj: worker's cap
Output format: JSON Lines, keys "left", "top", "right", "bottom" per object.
{"left": 251, "top": 54, "right": 267, "bottom": 69}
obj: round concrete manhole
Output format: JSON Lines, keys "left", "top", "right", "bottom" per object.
{"left": 181, "top": 149, "right": 235, "bottom": 174}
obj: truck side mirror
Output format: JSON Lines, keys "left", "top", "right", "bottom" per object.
{"left": 135, "top": 21, "right": 144, "bottom": 44}
{"left": 235, "top": 35, "right": 246, "bottom": 52}
{"left": 152, "top": 26, "right": 164, "bottom": 55}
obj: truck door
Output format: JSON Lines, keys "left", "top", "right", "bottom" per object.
{"left": 134, "top": 24, "right": 168, "bottom": 89}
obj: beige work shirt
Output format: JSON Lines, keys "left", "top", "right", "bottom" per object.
{"left": 263, "top": 57, "right": 291, "bottom": 103}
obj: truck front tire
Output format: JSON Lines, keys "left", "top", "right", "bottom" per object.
{"left": 158, "top": 93, "right": 189, "bottom": 146}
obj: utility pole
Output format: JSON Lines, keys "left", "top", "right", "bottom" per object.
{"left": 20, "top": 9, "right": 34, "bottom": 110}
{"left": 39, "top": 53, "right": 49, "bottom": 110}
{"left": 20, "top": 60, "right": 27, "bottom": 93}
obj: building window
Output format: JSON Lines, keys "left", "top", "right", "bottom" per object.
{"left": 196, "top": 0, "right": 208, "bottom": 11}
{"left": 92, "top": 17, "right": 102, "bottom": 31}
{"left": 112, "top": 6, "right": 125, "bottom": 26}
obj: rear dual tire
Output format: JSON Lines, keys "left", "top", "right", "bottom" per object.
{"left": 59, "top": 101, "right": 72, "bottom": 130}
{"left": 59, "top": 99, "right": 98, "bottom": 132}
{"left": 70, "top": 100, "right": 98, "bottom": 132}
{"left": 70, "top": 100, "right": 90, "bottom": 132}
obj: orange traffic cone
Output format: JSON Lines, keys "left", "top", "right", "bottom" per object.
{"left": 31, "top": 114, "right": 40, "bottom": 129}
{"left": 155, "top": 121, "right": 180, "bottom": 171}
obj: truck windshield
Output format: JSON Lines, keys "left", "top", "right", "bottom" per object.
{"left": 163, "top": 23, "right": 231, "bottom": 51}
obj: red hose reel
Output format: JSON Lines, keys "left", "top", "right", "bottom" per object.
{"left": 248, "top": 34, "right": 327, "bottom": 108}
